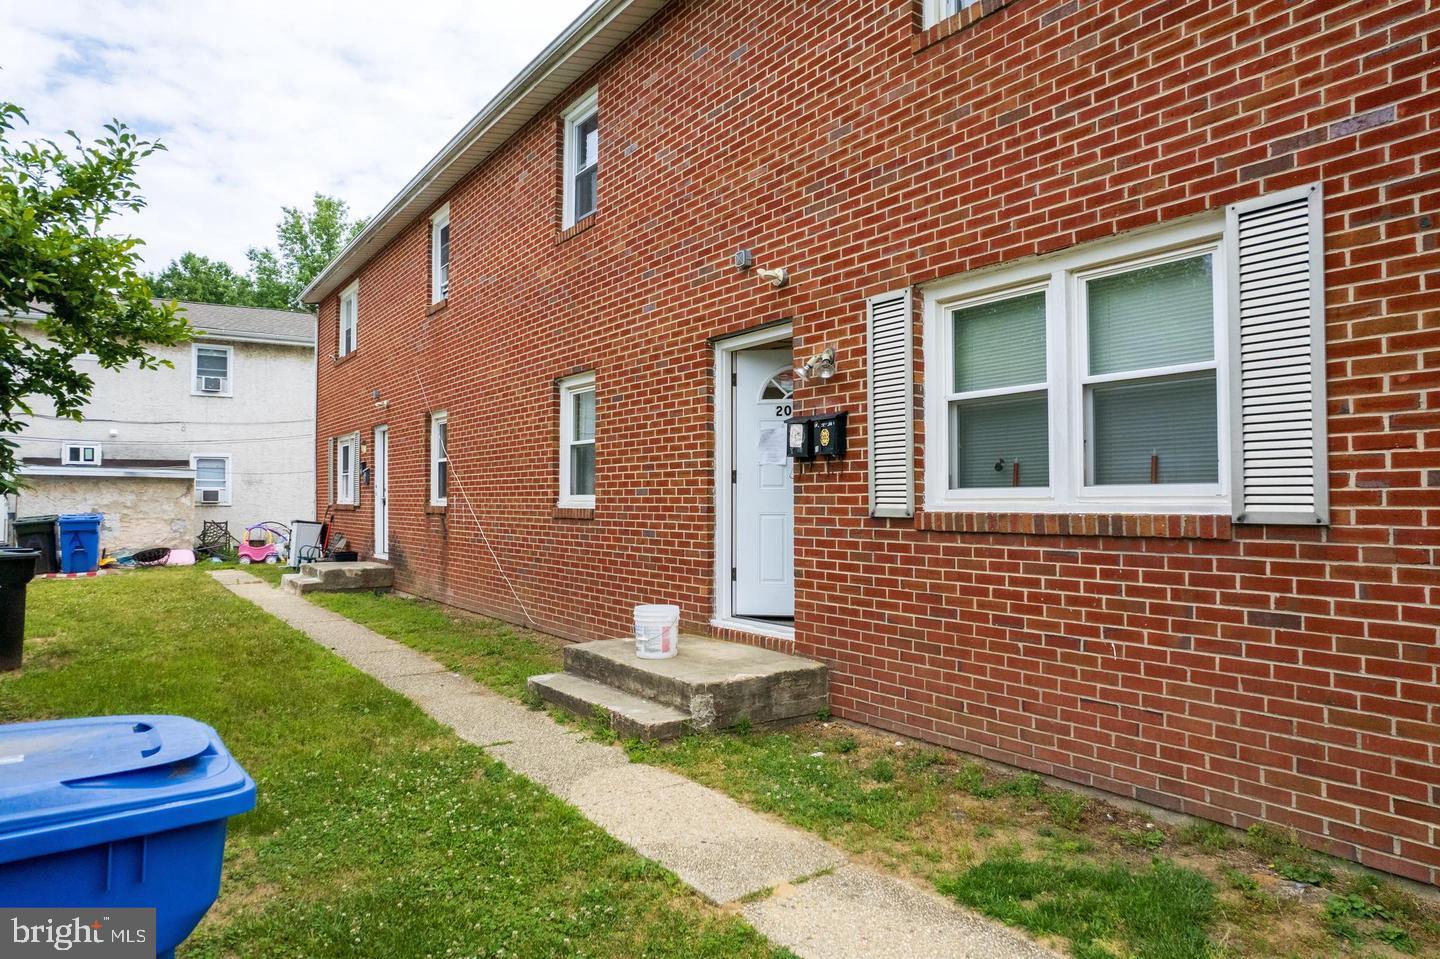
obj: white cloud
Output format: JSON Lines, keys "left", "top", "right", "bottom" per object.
{"left": 0, "top": 0, "right": 593, "bottom": 269}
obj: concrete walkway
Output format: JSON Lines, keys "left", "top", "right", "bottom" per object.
{"left": 213, "top": 570, "right": 1058, "bottom": 959}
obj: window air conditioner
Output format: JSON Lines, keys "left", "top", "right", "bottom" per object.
{"left": 200, "top": 376, "right": 225, "bottom": 393}
{"left": 200, "top": 488, "right": 221, "bottom": 504}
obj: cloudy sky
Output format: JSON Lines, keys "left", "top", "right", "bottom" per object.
{"left": 1, "top": 0, "right": 593, "bottom": 270}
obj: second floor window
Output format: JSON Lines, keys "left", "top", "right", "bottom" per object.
{"left": 431, "top": 205, "right": 450, "bottom": 303}
{"left": 339, "top": 282, "right": 359, "bottom": 357}
{"left": 562, "top": 89, "right": 599, "bottom": 229}
{"left": 194, "top": 344, "right": 232, "bottom": 395}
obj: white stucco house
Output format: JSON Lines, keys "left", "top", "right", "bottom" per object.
{"left": 9, "top": 301, "right": 316, "bottom": 553}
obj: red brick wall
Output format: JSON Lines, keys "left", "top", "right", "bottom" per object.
{"left": 313, "top": 0, "right": 1440, "bottom": 882}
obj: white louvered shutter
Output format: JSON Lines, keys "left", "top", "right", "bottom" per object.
{"left": 1226, "top": 183, "right": 1329, "bottom": 525}
{"left": 867, "top": 289, "right": 914, "bottom": 518}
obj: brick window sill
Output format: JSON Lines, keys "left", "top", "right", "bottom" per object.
{"left": 333, "top": 351, "right": 359, "bottom": 366}
{"left": 914, "top": 510, "right": 1233, "bottom": 540}
{"left": 913, "top": 0, "right": 1021, "bottom": 54}
{"left": 424, "top": 503, "right": 447, "bottom": 515}
{"left": 556, "top": 213, "right": 598, "bottom": 245}
{"left": 553, "top": 507, "right": 595, "bottom": 521}
{"left": 331, "top": 503, "right": 359, "bottom": 513}
{"left": 427, "top": 298, "right": 449, "bottom": 317}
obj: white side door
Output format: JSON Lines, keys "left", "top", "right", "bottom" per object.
{"left": 373, "top": 426, "right": 389, "bottom": 560}
{"left": 733, "top": 349, "right": 794, "bottom": 617}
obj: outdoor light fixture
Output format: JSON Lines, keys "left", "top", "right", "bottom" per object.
{"left": 755, "top": 267, "right": 789, "bottom": 288}
{"left": 733, "top": 248, "right": 788, "bottom": 288}
{"left": 794, "top": 346, "right": 837, "bottom": 382}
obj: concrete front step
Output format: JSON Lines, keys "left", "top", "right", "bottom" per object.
{"left": 560, "top": 635, "right": 828, "bottom": 732}
{"left": 527, "top": 672, "right": 692, "bottom": 740}
{"left": 281, "top": 561, "right": 393, "bottom": 595}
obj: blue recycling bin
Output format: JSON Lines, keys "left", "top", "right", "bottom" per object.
{"left": 0, "top": 716, "right": 256, "bottom": 958}
{"left": 57, "top": 513, "right": 103, "bottom": 574}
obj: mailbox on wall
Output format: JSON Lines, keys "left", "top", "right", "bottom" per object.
{"left": 786, "top": 415, "right": 815, "bottom": 461}
{"left": 786, "top": 412, "right": 848, "bottom": 460}
{"left": 810, "top": 412, "right": 847, "bottom": 458}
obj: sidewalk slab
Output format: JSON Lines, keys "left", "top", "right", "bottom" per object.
{"left": 388, "top": 672, "right": 579, "bottom": 747}
{"left": 563, "top": 764, "right": 844, "bottom": 904}
{"left": 742, "top": 865, "right": 1058, "bottom": 959}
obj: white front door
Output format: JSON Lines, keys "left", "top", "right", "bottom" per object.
{"left": 373, "top": 425, "right": 389, "bottom": 559}
{"left": 733, "top": 349, "right": 794, "bottom": 617}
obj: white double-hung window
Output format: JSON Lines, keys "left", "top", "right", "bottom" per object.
{"left": 925, "top": 217, "right": 1230, "bottom": 515}
{"left": 192, "top": 454, "right": 231, "bottom": 506}
{"left": 193, "top": 344, "right": 232, "bottom": 395}
{"left": 430, "top": 205, "right": 450, "bottom": 303}
{"left": 338, "top": 281, "right": 359, "bottom": 357}
{"left": 333, "top": 434, "right": 358, "bottom": 505}
{"left": 430, "top": 412, "right": 448, "bottom": 506}
{"left": 561, "top": 89, "right": 599, "bottom": 229}
{"left": 1081, "top": 253, "right": 1221, "bottom": 490}
{"left": 558, "top": 372, "right": 596, "bottom": 508}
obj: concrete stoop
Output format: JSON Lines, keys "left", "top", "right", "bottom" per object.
{"left": 281, "top": 560, "right": 394, "bottom": 595}
{"left": 528, "top": 635, "right": 828, "bottom": 740}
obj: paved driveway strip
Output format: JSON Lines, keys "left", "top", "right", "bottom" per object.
{"left": 213, "top": 570, "right": 1059, "bottom": 959}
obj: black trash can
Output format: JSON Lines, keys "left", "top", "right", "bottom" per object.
{"left": 12, "top": 514, "right": 58, "bottom": 575}
{"left": 0, "top": 548, "right": 39, "bottom": 672}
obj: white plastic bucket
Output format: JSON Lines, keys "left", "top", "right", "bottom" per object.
{"left": 634, "top": 604, "right": 680, "bottom": 659}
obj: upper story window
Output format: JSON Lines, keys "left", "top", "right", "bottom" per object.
{"left": 431, "top": 205, "right": 450, "bottom": 303}
{"left": 193, "top": 344, "right": 232, "bottom": 395}
{"left": 193, "top": 454, "right": 231, "bottom": 506}
{"left": 558, "top": 372, "right": 595, "bottom": 508}
{"left": 561, "top": 89, "right": 599, "bottom": 229}
{"left": 924, "top": 0, "right": 980, "bottom": 26}
{"left": 430, "top": 412, "right": 449, "bottom": 506}
{"left": 924, "top": 218, "right": 1229, "bottom": 515}
{"left": 63, "top": 442, "right": 102, "bottom": 466}
{"left": 338, "top": 281, "right": 359, "bottom": 357}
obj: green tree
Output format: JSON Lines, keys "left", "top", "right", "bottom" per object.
{"left": 249, "top": 193, "right": 365, "bottom": 308}
{"left": 148, "top": 251, "right": 256, "bottom": 305}
{"left": 0, "top": 103, "right": 189, "bottom": 495}
{"left": 147, "top": 193, "right": 364, "bottom": 310}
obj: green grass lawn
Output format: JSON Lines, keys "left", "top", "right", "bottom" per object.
{"left": 0, "top": 569, "right": 785, "bottom": 959}
{"left": 310, "top": 588, "right": 1440, "bottom": 959}
{"left": 307, "top": 589, "right": 562, "bottom": 700}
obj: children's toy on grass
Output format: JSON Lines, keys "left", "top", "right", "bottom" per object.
{"left": 236, "top": 522, "right": 289, "bottom": 565}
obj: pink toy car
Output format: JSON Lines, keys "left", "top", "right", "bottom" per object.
{"left": 237, "top": 522, "right": 288, "bottom": 565}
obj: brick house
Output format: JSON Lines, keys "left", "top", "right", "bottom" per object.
{"left": 301, "top": 0, "right": 1440, "bottom": 883}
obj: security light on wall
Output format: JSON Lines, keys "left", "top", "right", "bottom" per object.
{"left": 733, "top": 248, "right": 788, "bottom": 288}
{"left": 794, "top": 346, "right": 837, "bottom": 382}
{"left": 755, "top": 267, "right": 789, "bottom": 288}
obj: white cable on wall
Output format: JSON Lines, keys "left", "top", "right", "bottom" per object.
{"left": 409, "top": 370, "right": 539, "bottom": 629}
